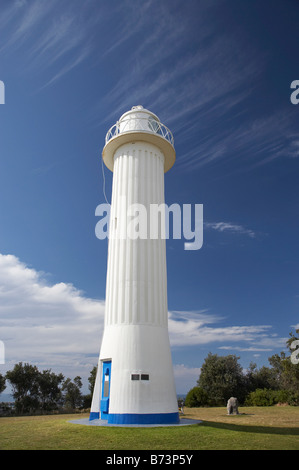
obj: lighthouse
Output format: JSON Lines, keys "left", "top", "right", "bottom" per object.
{"left": 90, "top": 106, "right": 179, "bottom": 425}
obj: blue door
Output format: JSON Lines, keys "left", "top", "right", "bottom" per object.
{"left": 100, "top": 360, "right": 111, "bottom": 420}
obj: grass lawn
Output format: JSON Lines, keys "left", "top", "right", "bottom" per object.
{"left": 0, "top": 406, "right": 298, "bottom": 450}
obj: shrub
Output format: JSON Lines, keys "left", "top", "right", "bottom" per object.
{"left": 245, "top": 388, "right": 276, "bottom": 406}
{"left": 273, "top": 389, "right": 290, "bottom": 404}
{"left": 185, "top": 386, "right": 209, "bottom": 407}
{"left": 288, "top": 391, "right": 299, "bottom": 406}
{"left": 245, "top": 388, "right": 299, "bottom": 406}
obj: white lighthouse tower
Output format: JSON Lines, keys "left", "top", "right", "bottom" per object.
{"left": 90, "top": 106, "right": 179, "bottom": 424}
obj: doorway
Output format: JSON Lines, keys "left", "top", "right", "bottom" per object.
{"left": 100, "top": 360, "right": 111, "bottom": 419}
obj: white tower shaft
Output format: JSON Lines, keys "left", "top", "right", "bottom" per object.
{"left": 90, "top": 107, "right": 179, "bottom": 424}
{"left": 107, "top": 142, "right": 167, "bottom": 327}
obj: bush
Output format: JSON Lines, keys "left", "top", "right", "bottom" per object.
{"left": 185, "top": 387, "right": 209, "bottom": 407}
{"left": 288, "top": 392, "right": 299, "bottom": 406}
{"left": 273, "top": 390, "right": 290, "bottom": 404}
{"left": 245, "top": 388, "right": 276, "bottom": 406}
{"left": 245, "top": 388, "right": 299, "bottom": 406}
{"left": 274, "top": 390, "right": 299, "bottom": 406}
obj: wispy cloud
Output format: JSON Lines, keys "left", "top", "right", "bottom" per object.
{"left": 38, "top": 45, "right": 91, "bottom": 90}
{"left": 0, "top": 0, "right": 103, "bottom": 87}
{"left": 175, "top": 109, "right": 299, "bottom": 172}
{"left": 219, "top": 346, "right": 273, "bottom": 352}
{"left": 95, "top": 0, "right": 261, "bottom": 126}
{"left": 92, "top": 0, "right": 297, "bottom": 172}
{"left": 168, "top": 310, "right": 284, "bottom": 350}
{"left": 0, "top": 1, "right": 53, "bottom": 53}
{"left": 205, "top": 221, "right": 256, "bottom": 238}
{"left": 1, "top": 0, "right": 296, "bottom": 169}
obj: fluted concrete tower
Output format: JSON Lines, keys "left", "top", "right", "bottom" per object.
{"left": 90, "top": 106, "right": 179, "bottom": 424}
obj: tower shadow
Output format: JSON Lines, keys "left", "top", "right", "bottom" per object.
{"left": 201, "top": 420, "right": 299, "bottom": 436}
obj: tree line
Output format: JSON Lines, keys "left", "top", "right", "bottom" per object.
{"left": 1, "top": 329, "right": 298, "bottom": 415}
{"left": 186, "top": 329, "right": 299, "bottom": 407}
{"left": 0, "top": 363, "right": 97, "bottom": 415}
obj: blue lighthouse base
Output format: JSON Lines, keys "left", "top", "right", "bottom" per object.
{"left": 89, "top": 411, "right": 179, "bottom": 425}
{"left": 89, "top": 411, "right": 100, "bottom": 420}
{"left": 109, "top": 412, "right": 179, "bottom": 425}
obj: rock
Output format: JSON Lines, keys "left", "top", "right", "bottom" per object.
{"left": 227, "top": 397, "right": 239, "bottom": 415}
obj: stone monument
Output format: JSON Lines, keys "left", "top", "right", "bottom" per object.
{"left": 227, "top": 397, "right": 239, "bottom": 415}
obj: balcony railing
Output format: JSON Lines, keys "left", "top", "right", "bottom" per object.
{"left": 105, "top": 116, "right": 174, "bottom": 147}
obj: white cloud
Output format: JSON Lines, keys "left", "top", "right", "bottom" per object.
{"left": 94, "top": 0, "right": 261, "bottom": 128}
{"left": 205, "top": 221, "right": 256, "bottom": 238}
{"left": 168, "top": 310, "right": 284, "bottom": 350}
{"left": 0, "top": 1, "right": 54, "bottom": 53}
{"left": 0, "top": 1, "right": 101, "bottom": 86}
{"left": 173, "top": 364, "right": 201, "bottom": 394}
{"left": 218, "top": 346, "right": 273, "bottom": 352}
{"left": 0, "top": 253, "right": 105, "bottom": 381}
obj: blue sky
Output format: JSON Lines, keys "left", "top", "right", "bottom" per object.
{"left": 0, "top": 0, "right": 299, "bottom": 395}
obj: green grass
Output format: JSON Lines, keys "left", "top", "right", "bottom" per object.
{"left": 0, "top": 406, "right": 299, "bottom": 450}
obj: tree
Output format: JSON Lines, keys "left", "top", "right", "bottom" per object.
{"left": 38, "top": 369, "right": 64, "bottom": 411}
{"left": 6, "top": 363, "right": 65, "bottom": 414}
{"left": 246, "top": 362, "right": 279, "bottom": 392}
{"left": 0, "top": 373, "right": 6, "bottom": 395}
{"left": 268, "top": 329, "right": 299, "bottom": 393}
{"left": 81, "top": 366, "right": 97, "bottom": 409}
{"left": 88, "top": 366, "right": 97, "bottom": 395}
{"left": 197, "top": 353, "right": 247, "bottom": 405}
{"left": 62, "top": 376, "right": 83, "bottom": 409}
{"left": 6, "top": 362, "right": 40, "bottom": 414}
